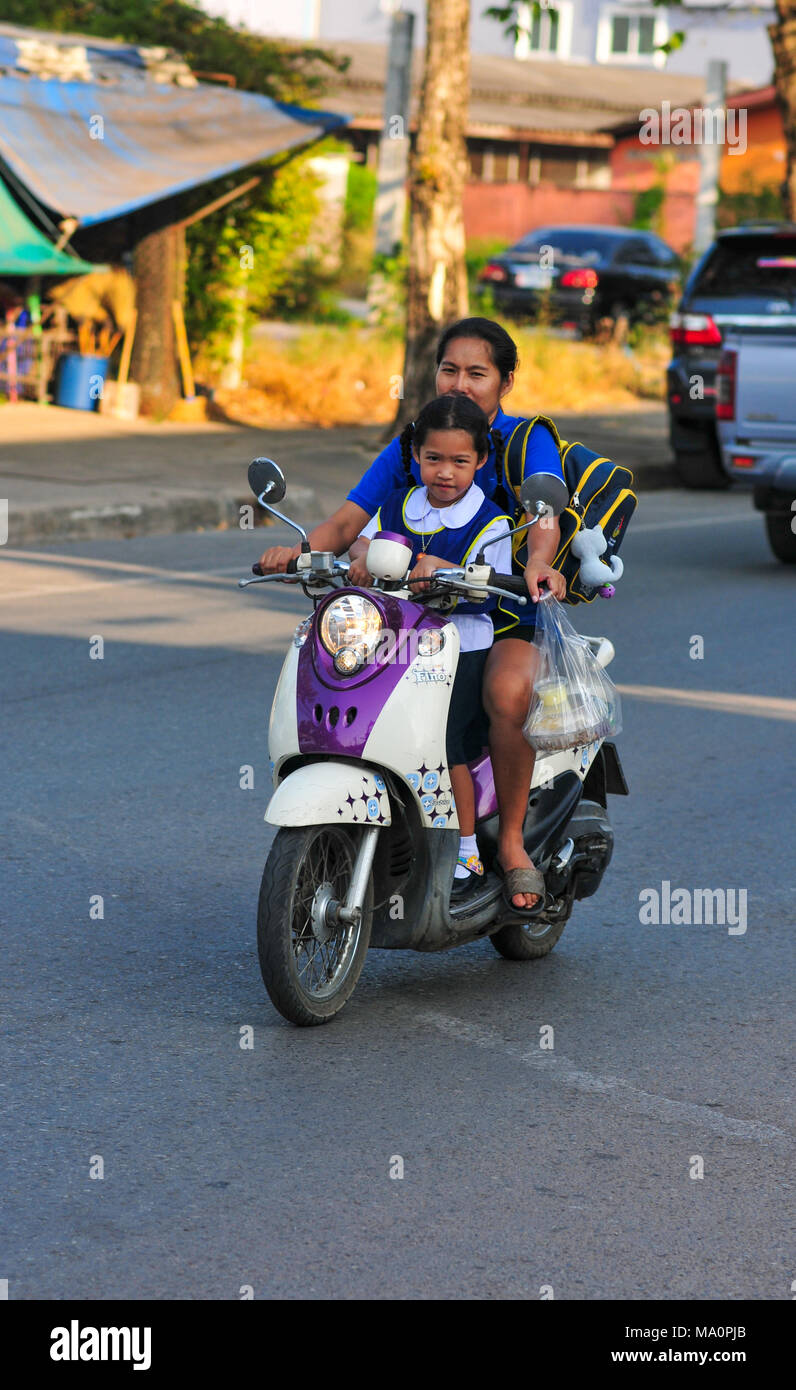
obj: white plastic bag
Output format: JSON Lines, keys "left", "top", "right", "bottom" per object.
{"left": 522, "top": 594, "right": 622, "bottom": 752}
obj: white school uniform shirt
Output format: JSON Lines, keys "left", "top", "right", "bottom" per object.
{"left": 359, "top": 483, "right": 512, "bottom": 652}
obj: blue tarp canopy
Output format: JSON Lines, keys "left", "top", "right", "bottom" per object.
{"left": 0, "top": 30, "right": 347, "bottom": 227}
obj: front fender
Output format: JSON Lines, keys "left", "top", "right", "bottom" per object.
{"left": 265, "top": 762, "right": 392, "bottom": 827}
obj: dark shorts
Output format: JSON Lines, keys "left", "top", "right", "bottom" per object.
{"left": 492, "top": 619, "right": 537, "bottom": 644}
{"left": 446, "top": 648, "right": 490, "bottom": 766}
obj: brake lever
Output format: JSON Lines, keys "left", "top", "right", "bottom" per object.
{"left": 426, "top": 572, "right": 526, "bottom": 606}
{"left": 481, "top": 583, "right": 527, "bottom": 605}
{"left": 238, "top": 572, "right": 301, "bottom": 588}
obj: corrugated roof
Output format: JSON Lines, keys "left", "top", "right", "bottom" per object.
{"left": 0, "top": 23, "right": 348, "bottom": 226}
{"left": 314, "top": 40, "right": 737, "bottom": 141}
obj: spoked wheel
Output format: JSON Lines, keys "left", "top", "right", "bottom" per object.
{"left": 490, "top": 909, "right": 568, "bottom": 961}
{"left": 257, "top": 825, "right": 373, "bottom": 1026}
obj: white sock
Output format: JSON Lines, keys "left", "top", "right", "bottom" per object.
{"left": 455, "top": 835, "right": 479, "bottom": 879}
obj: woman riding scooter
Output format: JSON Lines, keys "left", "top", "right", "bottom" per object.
{"left": 258, "top": 318, "right": 568, "bottom": 915}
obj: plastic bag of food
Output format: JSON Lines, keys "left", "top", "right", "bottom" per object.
{"left": 522, "top": 593, "right": 622, "bottom": 752}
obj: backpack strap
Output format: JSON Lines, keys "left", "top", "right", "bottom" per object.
{"left": 502, "top": 414, "right": 563, "bottom": 511}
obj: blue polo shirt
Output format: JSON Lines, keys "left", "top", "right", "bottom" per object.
{"left": 347, "top": 407, "right": 564, "bottom": 517}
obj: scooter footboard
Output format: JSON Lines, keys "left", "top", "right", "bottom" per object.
{"left": 265, "top": 761, "right": 392, "bottom": 827}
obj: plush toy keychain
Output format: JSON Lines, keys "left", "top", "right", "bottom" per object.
{"left": 570, "top": 524, "right": 624, "bottom": 598}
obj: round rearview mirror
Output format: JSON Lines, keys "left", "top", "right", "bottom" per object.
{"left": 519, "top": 471, "right": 569, "bottom": 518}
{"left": 248, "top": 457, "right": 286, "bottom": 504}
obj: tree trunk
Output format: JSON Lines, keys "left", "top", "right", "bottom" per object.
{"left": 130, "top": 223, "right": 184, "bottom": 417}
{"left": 392, "top": 0, "right": 471, "bottom": 430}
{"left": 770, "top": 1, "right": 796, "bottom": 218}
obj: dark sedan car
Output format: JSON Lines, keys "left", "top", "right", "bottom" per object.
{"left": 479, "top": 225, "right": 681, "bottom": 335}
{"left": 667, "top": 223, "right": 796, "bottom": 488}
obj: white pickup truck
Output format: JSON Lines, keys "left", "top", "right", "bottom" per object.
{"left": 716, "top": 331, "right": 796, "bottom": 563}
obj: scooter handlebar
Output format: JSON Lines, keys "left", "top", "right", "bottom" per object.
{"left": 487, "top": 571, "right": 529, "bottom": 597}
{"left": 251, "top": 556, "right": 299, "bottom": 576}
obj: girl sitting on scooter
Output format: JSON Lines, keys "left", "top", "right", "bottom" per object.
{"left": 350, "top": 395, "right": 512, "bottom": 901}
{"left": 258, "top": 318, "right": 568, "bottom": 912}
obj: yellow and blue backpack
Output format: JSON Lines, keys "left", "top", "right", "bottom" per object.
{"left": 501, "top": 415, "right": 637, "bottom": 605}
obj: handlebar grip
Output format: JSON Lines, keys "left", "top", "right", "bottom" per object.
{"left": 286, "top": 556, "right": 299, "bottom": 575}
{"left": 489, "top": 571, "right": 530, "bottom": 597}
{"left": 251, "top": 562, "right": 264, "bottom": 576}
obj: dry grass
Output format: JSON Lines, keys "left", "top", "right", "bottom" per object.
{"left": 211, "top": 323, "right": 667, "bottom": 429}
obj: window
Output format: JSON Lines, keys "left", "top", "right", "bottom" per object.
{"left": 695, "top": 236, "right": 796, "bottom": 299}
{"left": 539, "top": 156, "right": 579, "bottom": 187}
{"left": 576, "top": 154, "right": 612, "bottom": 190}
{"left": 613, "top": 238, "right": 656, "bottom": 266}
{"left": 530, "top": 6, "right": 558, "bottom": 52}
{"left": 596, "top": 7, "right": 668, "bottom": 67}
{"left": 515, "top": 2, "right": 573, "bottom": 61}
{"left": 638, "top": 15, "right": 656, "bottom": 54}
{"left": 648, "top": 235, "right": 679, "bottom": 267}
{"left": 514, "top": 229, "right": 619, "bottom": 262}
{"left": 611, "top": 15, "right": 630, "bottom": 54}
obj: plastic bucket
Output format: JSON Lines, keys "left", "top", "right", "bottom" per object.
{"left": 56, "top": 354, "right": 109, "bottom": 411}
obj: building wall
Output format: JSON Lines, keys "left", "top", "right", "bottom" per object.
{"left": 197, "top": 0, "right": 516, "bottom": 53}
{"left": 516, "top": 1, "right": 774, "bottom": 86}
{"left": 462, "top": 181, "right": 697, "bottom": 251}
{"left": 720, "top": 101, "right": 785, "bottom": 192}
{"left": 611, "top": 99, "right": 785, "bottom": 196}
{"left": 653, "top": 14, "right": 773, "bottom": 84}
{"left": 198, "top": 0, "right": 773, "bottom": 82}
{"left": 317, "top": 1, "right": 515, "bottom": 55}
{"left": 199, "top": 0, "right": 322, "bottom": 39}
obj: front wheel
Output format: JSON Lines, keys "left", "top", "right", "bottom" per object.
{"left": 257, "top": 825, "right": 373, "bottom": 1026}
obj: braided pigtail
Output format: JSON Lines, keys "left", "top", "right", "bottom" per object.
{"left": 399, "top": 421, "right": 415, "bottom": 477}
{"left": 489, "top": 427, "right": 513, "bottom": 518}
{"left": 490, "top": 427, "right": 505, "bottom": 483}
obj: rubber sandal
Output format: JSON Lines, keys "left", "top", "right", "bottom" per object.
{"left": 499, "top": 866, "right": 546, "bottom": 917}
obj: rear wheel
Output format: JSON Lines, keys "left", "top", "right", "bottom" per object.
{"left": 673, "top": 436, "right": 729, "bottom": 490}
{"left": 764, "top": 512, "right": 796, "bottom": 564}
{"left": 257, "top": 825, "right": 373, "bottom": 1026}
{"left": 490, "top": 914, "right": 568, "bottom": 961}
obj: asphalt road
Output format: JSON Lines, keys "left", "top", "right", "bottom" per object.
{"left": 1, "top": 489, "right": 793, "bottom": 1301}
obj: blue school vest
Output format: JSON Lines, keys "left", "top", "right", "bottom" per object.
{"left": 375, "top": 486, "right": 512, "bottom": 617}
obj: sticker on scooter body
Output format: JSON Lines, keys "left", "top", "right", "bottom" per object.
{"left": 411, "top": 666, "right": 447, "bottom": 684}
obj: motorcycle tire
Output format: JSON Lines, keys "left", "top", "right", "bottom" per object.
{"left": 257, "top": 824, "right": 373, "bottom": 1026}
{"left": 490, "top": 915, "right": 568, "bottom": 961}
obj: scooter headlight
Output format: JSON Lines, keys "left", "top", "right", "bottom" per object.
{"left": 319, "top": 594, "right": 383, "bottom": 662}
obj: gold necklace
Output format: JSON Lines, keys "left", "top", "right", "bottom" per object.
{"left": 417, "top": 489, "right": 437, "bottom": 557}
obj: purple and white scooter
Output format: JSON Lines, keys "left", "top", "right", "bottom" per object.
{"left": 239, "top": 459, "right": 628, "bottom": 1026}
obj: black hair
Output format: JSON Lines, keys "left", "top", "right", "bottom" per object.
{"left": 399, "top": 394, "right": 505, "bottom": 484}
{"left": 435, "top": 316, "right": 519, "bottom": 383}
